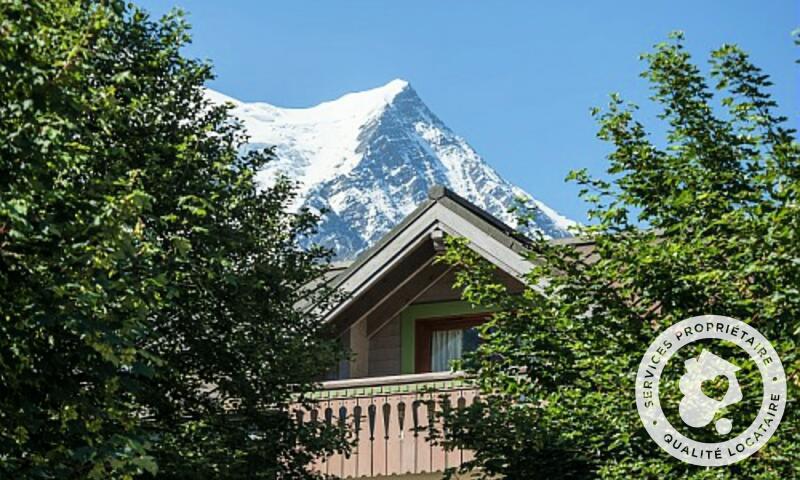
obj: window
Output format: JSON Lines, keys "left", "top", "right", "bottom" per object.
{"left": 415, "top": 315, "right": 486, "bottom": 373}
{"left": 430, "top": 326, "right": 481, "bottom": 371}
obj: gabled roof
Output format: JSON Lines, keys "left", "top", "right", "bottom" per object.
{"left": 322, "top": 186, "right": 538, "bottom": 328}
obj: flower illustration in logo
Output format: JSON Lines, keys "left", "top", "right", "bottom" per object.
{"left": 678, "top": 350, "right": 742, "bottom": 435}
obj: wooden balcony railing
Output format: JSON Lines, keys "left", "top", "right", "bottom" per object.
{"left": 296, "top": 372, "right": 478, "bottom": 478}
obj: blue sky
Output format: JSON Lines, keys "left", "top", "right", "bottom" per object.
{"left": 139, "top": 1, "right": 798, "bottom": 222}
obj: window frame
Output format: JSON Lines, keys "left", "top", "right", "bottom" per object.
{"left": 414, "top": 313, "right": 488, "bottom": 373}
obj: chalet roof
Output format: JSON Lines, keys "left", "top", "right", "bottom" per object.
{"left": 328, "top": 185, "right": 531, "bottom": 286}
{"left": 320, "top": 185, "right": 548, "bottom": 330}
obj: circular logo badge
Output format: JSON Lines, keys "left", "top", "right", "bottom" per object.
{"left": 635, "top": 315, "right": 787, "bottom": 466}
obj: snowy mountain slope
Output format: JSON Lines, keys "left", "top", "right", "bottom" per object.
{"left": 207, "top": 79, "right": 574, "bottom": 259}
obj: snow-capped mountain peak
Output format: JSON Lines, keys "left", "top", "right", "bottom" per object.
{"left": 312, "top": 78, "right": 409, "bottom": 116}
{"left": 208, "top": 79, "right": 574, "bottom": 258}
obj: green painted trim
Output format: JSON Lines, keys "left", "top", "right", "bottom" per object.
{"left": 307, "top": 377, "right": 473, "bottom": 400}
{"left": 399, "top": 300, "right": 494, "bottom": 374}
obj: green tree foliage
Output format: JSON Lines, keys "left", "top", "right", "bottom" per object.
{"left": 438, "top": 32, "right": 799, "bottom": 479}
{"left": 0, "top": 1, "right": 346, "bottom": 478}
